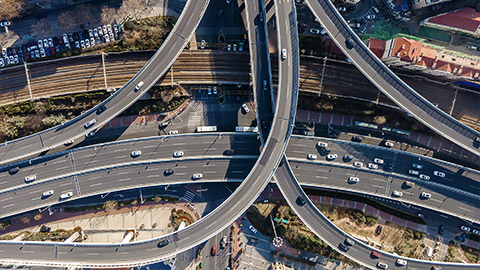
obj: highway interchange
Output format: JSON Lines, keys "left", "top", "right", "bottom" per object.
{"left": 0, "top": 0, "right": 479, "bottom": 268}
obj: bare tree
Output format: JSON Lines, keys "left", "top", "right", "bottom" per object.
{"left": 102, "top": 200, "right": 118, "bottom": 212}
{"left": 58, "top": 11, "right": 77, "bottom": 32}
{"left": 0, "top": 0, "right": 25, "bottom": 21}
{"left": 101, "top": 6, "right": 118, "bottom": 25}
{"left": 31, "top": 18, "right": 52, "bottom": 37}
{"left": 118, "top": 0, "right": 149, "bottom": 22}
{"left": 74, "top": 4, "right": 95, "bottom": 26}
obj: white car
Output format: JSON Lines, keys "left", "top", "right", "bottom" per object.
{"left": 307, "top": 154, "right": 317, "bottom": 160}
{"left": 85, "top": 39, "right": 90, "bottom": 48}
{"left": 412, "top": 164, "right": 423, "bottom": 169}
{"left": 213, "top": 86, "right": 217, "bottom": 95}
{"left": 249, "top": 225, "right": 258, "bottom": 234}
{"left": 461, "top": 226, "right": 471, "bottom": 232}
{"left": 396, "top": 259, "right": 407, "bottom": 266}
{"left": 327, "top": 154, "right": 338, "bottom": 160}
{"left": 337, "top": 6, "right": 346, "bottom": 12}
{"left": 353, "top": 162, "right": 363, "bottom": 167}
{"left": 105, "top": 34, "right": 111, "bottom": 43}
{"left": 263, "top": 80, "right": 268, "bottom": 91}
{"left": 317, "top": 142, "right": 328, "bottom": 148}
{"left": 385, "top": 141, "right": 394, "bottom": 147}
{"left": 200, "top": 40, "right": 206, "bottom": 49}
{"left": 173, "top": 151, "right": 184, "bottom": 157}
{"left": 408, "top": 169, "right": 419, "bottom": 176}
{"left": 25, "top": 175, "right": 37, "bottom": 182}
{"left": 207, "top": 87, "right": 212, "bottom": 95}
{"left": 368, "top": 163, "right": 378, "bottom": 169}
{"left": 366, "top": 14, "right": 376, "bottom": 20}
{"left": 42, "top": 190, "right": 54, "bottom": 197}
{"left": 473, "top": 229, "right": 480, "bottom": 235}
{"left": 169, "top": 130, "right": 179, "bottom": 135}
{"left": 84, "top": 119, "right": 96, "bottom": 128}
{"left": 64, "top": 139, "right": 74, "bottom": 145}
{"left": 135, "top": 81, "right": 144, "bottom": 91}
{"left": 419, "top": 174, "right": 430, "bottom": 180}
{"left": 131, "top": 151, "right": 142, "bottom": 157}
{"left": 85, "top": 130, "right": 96, "bottom": 138}
{"left": 242, "top": 104, "right": 249, "bottom": 113}
{"left": 60, "top": 192, "right": 73, "bottom": 200}
{"left": 421, "top": 192, "right": 431, "bottom": 199}
{"left": 37, "top": 40, "right": 43, "bottom": 49}
{"left": 80, "top": 40, "right": 85, "bottom": 49}
{"left": 107, "top": 24, "right": 112, "bottom": 33}
{"left": 309, "top": 28, "right": 320, "bottom": 34}
{"left": 433, "top": 171, "right": 445, "bottom": 178}
{"left": 281, "top": 49, "right": 287, "bottom": 60}
{"left": 373, "top": 158, "right": 384, "bottom": 164}
{"left": 226, "top": 0, "right": 232, "bottom": 3}
{"left": 348, "top": 176, "right": 359, "bottom": 183}
{"left": 227, "top": 44, "right": 231, "bottom": 51}
{"left": 192, "top": 173, "right": 203, "bottom": 180}
{"left": 392, "top": 190, "right": 403, "bottom": 197}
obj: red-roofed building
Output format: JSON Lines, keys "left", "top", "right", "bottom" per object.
{"left": 324, "top": 37, "right": 344, "bottom": 56}
{"left": 367, "top": 38, "right": 386, "bottom": 58}
{"left": 422, "top": 8, "right": 480, "bottom": 37}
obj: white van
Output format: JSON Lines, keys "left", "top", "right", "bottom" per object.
{"left": 135, "top": 81, "right": 144, "bottom": 91}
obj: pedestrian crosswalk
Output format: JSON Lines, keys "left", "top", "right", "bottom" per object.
{"left": 52, "top": 0, "right": 67, "bottom": 7}
{"left": 181, "top": 190, "right": 196, "bottom": 202}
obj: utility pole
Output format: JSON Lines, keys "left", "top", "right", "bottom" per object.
{"left": 102, "top": 52, "right": 108, "bottom": 90}
{"left": 318, "top": 56, "right": 327, "bottom": 96}
{"left": 449, "top": 86, "right": 459, "bottom": 116}
{"left": 171, "top": 66, "right": 174, "bottom": 85}
{"left": 24, "top": 61, "right": 33, "bottom": 100}
{"left": 269, "top": 215, "right": 283, "bottom": 248}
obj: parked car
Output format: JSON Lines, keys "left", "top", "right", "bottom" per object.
{"left": 392, "top": 190, "right": 403, "bottom": 197}
{"left": 351, "top": 136, "right": 363, "bottom": 142}
{"left": 317, "top": 142, "right": 328, "bottom": 148}
{"left": 433, "top": 171, "right": 445, "bottom": 177}
{"left": 309, "top": 28, "right": 320, "bottom": 34}
{"left": 368, "top": 163, "right": 378, "bottom": 169}
{"left": 353, "top": 162, "right": 363, "bottom": 167}
{"left": 327, "top": 154, "right": 338, "bottom": 160}
{"left": 248, "top": 225, "right": 258, "bottom": 234}
{"left": 421, "top": 192, "right": 431, "bottom": 199}
{"left": 307, "top": 154, "right": 317, "bottom": 160}
{"left": 412, "top": 164, "right": 423, "bottom": 169}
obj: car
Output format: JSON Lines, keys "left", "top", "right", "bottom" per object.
{"left": 327, "top": 154, "right": 337, "bottom": 160}
{"left": 103, "top": 25, "right": 108, "bottom": 34}
{"left": 39, "top": 49, "right": 46, "bottom": 58}
{"left": 353, "top": 162, "right": 363, "bottom": 167}
{"left": 9, "top": 167, "right": 19, "bottom": 174}
{"left": 227, "top": 44, "right": 231, "bottom": 51}
{"left": 96, "top": 105, "right": 106, "bottom": 114}
{"left": 366, "top": 14, "right": 376, "bottom": 20}
{"left": 249, "top": 225, "right": 258, "bottom": 233}
{"left": 433, "top": 171, "right": 445, "bottom": 178}
{"left": 48, "top": 38, "right": 53, "bottom": 47}
{"left": 42, "top": 190, "right": 54, "bottom": 197}
{"left": 40, "top": 225, "right": 51, "bottom": 233}
{"left": 309, "top": 28, "right": 320, "bottom": 34}
{"left": 98, "top": 26, "right": 104, "bottom": 36}
{"left": 404, "top": 181, "right": 414, "bottom": 187}
{"left": 376, "top": 262, "right": 388, "bottom": 269}
{"left": 371, "top": 250, "right": 381, "bottom": 258}
{"left": 157, "top": 239, "right": 169, "bottom": 248}
{"left": 226, "top": 0, "right": 232, "bottom": 3}
{"left": 135, "top": 81, "right": 144, "bottom": 91}
{"left": 368, "top": 163, "right": 378, "bottom": 169}
{"left": 0, "top": 21, "right": 11, "bottom": 26}
{"left": 242, "top": 104, "right": 249, "bottom": 113}
{"left": 339, "top": 243, "right": 349, "bottom": 251}
{"left": 211, "top": 246, "right": 217, "bottom": 256}
{"left": 224, "top": 149, "right": 235, "bottom": 155}
{"left": 408, "top": 169, "right": 419, "bottom": 176}
{"left": 131, "top": 151, "right": 141, "bottom": 157}
{"left": 307, "top": 154, "right": 317, "bottom": 160}
{"left": 345, "top": 238, "right": 355, "bottom": 246}
{"left": 438, "top": 225, "right": 445, "bottom": 235}
{"left": 297, "top": 196, "right": 306, "bottom": 206}
{"left": 213, "top": 86, "right": 217, "bottom": 95}
{"left": 85, "top": 130, "right": 96, "bottom": 138}
{"left": 346, "top": 38, "right": 356, "bottom": 48}
{"left": 0, "top": 58, "right": 4, "bottom": 67}
{"left": 337, "top": 6, "right": 346, "bottom": 12}
{"left": 173, "top": 151, "right": 184, "bottom": 157}
{"left": 461, "top": 226, "right": 471, "bottom": 232}
{"left": 263, "top": 80, "right": 268, "bottom": 91}
{"left": 60, "top": 192, "right": 73, "bottom": 199}
{"left": 169, "top": 130, "right": 179, "bottom": 135}
{"left": 13, "top": 55, "right": 18, "bottom": 64}
{"left": 373, "top": 158, "right": 384, "bottom": 164}
{"left": 90, "top": 38, "right": 95, "bottom": 46}
{"left": 472, "top": 229, "right": 480, "bottom": 235}
{"left": 200, "top": 40, "right": 206, "bottom": 49}
{"left": 37, "top": 40, "right": 43, "bottom": 49}
{"left": 343, "top": 155, "right": 354, "bottom": 161}
{"left": 207, "top": 87, "right": 212, "bottom": 95}
{"left": 351, "top": 136, "right": 364, "bottom": 142}
{"left": 75, "top": 40, "right": 80, "bottom": 49}
{"left": 192, "top": 173, "right": 203, "bottom": 179}
{"left": 113, "top": 24, "right": 119, "bottom": 33}
{"left": 80, "top": 40, "right": 85, "bottom": 49}
{"left": 412, "top": 164, "right": 423, "bottom": 169}
{"left": 317, "top": 142, "right": 328, "bottom": 148}
{"left": 417, "top": 213, "right": 425, "bottom": 218}
{"left": 64, "top": 139, "right": 74, "bottom": 145}
{"left": 348, "top": 176, "right": 359, "bottom": 183}
{"left": 109, "top": 32, "right": 115, "bottom": 41}
{"left": 25, "top": 175, "right": 37, "bottom": 182}
{"left": 281, "top": 49, "right": 287, "bottom": 60}
{"left": 431, "top": 266, "right": 442, "bottom": 270}
{"left": 164, "top": 168, "right": 175, "bottom": 175}
{"left": 84, "top": 119, "right": 96, "bottom": 128}
{"left": 298, "top": 22, "right": 308, "bottom": 28}
{"left": 421, "top": 192, "right": 431, "bottom": 199}
{"left": 105, "top": 34, "right": 111, "bottom": 43}
{"left": 392, "top": 190, "right": 403, "bottom": 197}
{"left": 419, "top": 174, "right": 430, "bottom": 180}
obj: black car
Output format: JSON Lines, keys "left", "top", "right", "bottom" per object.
{"left": 346, "top": 37, "right": 356, "bottom": 48}
{"left": 351, "top": 136, "right": 364, "bottom": 142}
{"left": 344, "top": 238, "right": 355, "bottom": 246}
{"left": 96, "top": 104, "right": 106, "bottom": 114}
{"left": 224, "top": 149, "right": 235, "bottom": 155}
{"left": 8, "top": 166, "right": 19, "bottom": 175}
{"left": 339, "top": 243, "right": 349, "bottom": 251}
{"left": 40, "top": 225, "right": 51, "bottom": 233}
{"left": 376, "top": 225, "right": 383, "bottom": 235}
{"left": 164, "top": 168, "right": 175, "bottom": 175}
{"left": 296, "top": 196, "right": 306, "bottom": 206}
{"left": 157, "top": 239, "right": 169, "bottom": 248}
{"left": 438, "top": 225, "right": 445, "bottom": 235}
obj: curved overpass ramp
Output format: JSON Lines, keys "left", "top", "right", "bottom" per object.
{"left": 305, "top": 0, "right": 480, "bottom": 156}
{"left": 0, "top": 0, "right": 210, "bottom": 165}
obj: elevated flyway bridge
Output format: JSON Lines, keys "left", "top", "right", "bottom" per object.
{"left": 305, "top": 0, "right": 480, "bottom": 156}
{"left": 0, "top": 0, "right": 210, "bottom": 166}
{"left": 0, "top": 0, "right": 299, "bottom": 265}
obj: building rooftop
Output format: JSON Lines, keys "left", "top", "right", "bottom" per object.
{"left": 428, "top": 8, "right": 480, "bottom": 32}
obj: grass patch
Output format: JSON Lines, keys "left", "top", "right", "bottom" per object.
{"left": 418, "top": 27, "right": 451, "bottom": 43}
{"left": 461, "top": 245, "right": 480, "bottom": 263}
{"left": 364, "top": 20, "right": 408, "bottom": 40}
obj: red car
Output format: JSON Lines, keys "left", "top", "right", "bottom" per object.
{"left": 211, "top": 246, "right": 216, "bottom": 256}
{"left": 298, "top": 23, "right": 308, "bottom": 28}
{"left": 371, "top": 250, "right": 381, "bottom": 258}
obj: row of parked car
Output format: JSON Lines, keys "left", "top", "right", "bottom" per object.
{"left": 0, "top": 23, "right": 122, "bottom": 68}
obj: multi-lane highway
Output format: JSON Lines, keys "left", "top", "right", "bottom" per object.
{"left": 0, "top": 0, "right": 210, "bottom": 165}
{"left": 305, "top": 0, "right": 480, "bottom": 155}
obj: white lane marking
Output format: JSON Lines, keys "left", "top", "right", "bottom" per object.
{"left": 86, "top": 252, "right": 99, "bottom": 256}
{"left": 431, "top": 198, "right": 443, "bottom": 203}
{"left": 0, "top": 181, "right": 7, "bottom": 185}
{"left": 90, "top": 183, "right": 102, "bottom": 187}
{"left": 29, "top": 190, "right": 42, "bottom": 194}
{"left": 459, "top": 207, "right": 471, "bottom": 212}
{"left": 21, "top": 250, "right": 35, "bottom": 254}
{"left": 317, "top": 169, "right": 328, "bottom": 172}
{"left": 0, "top": 197, "right": 12, "bottom": 202}
{"left": 143, "top": 145, "right": 157, "bottom": 149}
{"left": 176, "top": 166, "right": 187, "bottom": 169}
{"left": 174, "top": 143, "right": 186, "bottom": 146}
{"left": 292, "top": 150, "right": 304, "bottom": 154}
{"left": 2, "top": 203, "right": 14, "bottom": 208}
{"left": 53, "top": 160, "right": 66, "bottom": 164}
{"left": 82, "top": 154, "right": 95, "bottom": 158}
{"left": 31, "top": 197, "right": 40, "bottom": 201}
{"left": 147, "top": 175, "right": 160, "bottom": 178}
{"left": 57, "top": 166, "right": 70, "bottom": 170}
{"left": 316, "top": 176, "right": 328, "bottom": 179}
{"left": 113, "top": 148, "right": 127, "bottom": 152}
{"left": 117, "top": 252, "right": 130, "bottom": 255}
{"left": 176, "top": 173, "right": 186, "bottom": 176}
{"left": 59, "top": 182, "right": 71, "bottom": 187}
{"left": 119, "top": 178, "right": 131, "bottom": 182}
{"left": 440, "top": 215, "right": 449, "bottom": 219}
{"left": 117, "top": 171, "right": 130, "bottom": 175}
{"left": 372, "top": 185, "right": 383, "bottom": 188}
{"left": 232, "top": 171, "right": 244, "bottom": 174}
{"left": 147, "top": 248, "right": 156, "bottom": 251}
{"left": 204, "top": 171, "right": 216, "bottom": 174}
{"left": 89, "top": 176, "right": 101, "bottom": 180}
{"left": 203, "top": 164, "right": 216, "bottom": 167}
